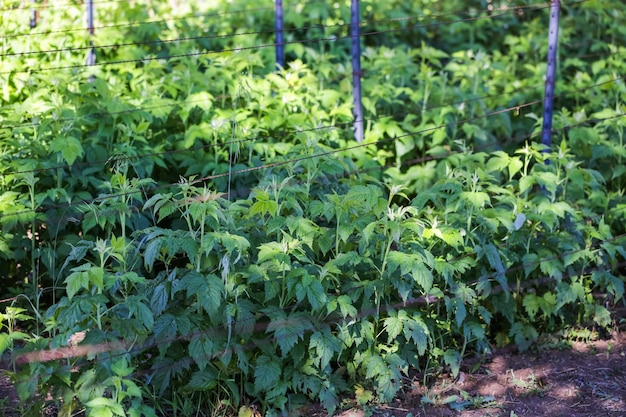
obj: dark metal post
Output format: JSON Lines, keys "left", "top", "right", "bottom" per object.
{"left": 351, "top": 0, "right": 364, "bottom": 143}
{"left": 541, "top": 0, "right": 560, "bottom": 148}
{"left": 86, "top": 0, "right": 96, "bottom": 66}
{"left": 30, "top": 0, "right": 37, "bottom": 29}
{"left": 275, "top": 0, "right": 284, "bottom": 70}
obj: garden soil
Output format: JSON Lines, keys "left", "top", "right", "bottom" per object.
{"left": 1, "top": 318, "right": 626, "bottom": 417}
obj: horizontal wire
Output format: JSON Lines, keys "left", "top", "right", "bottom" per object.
{"left": 1, "top": 42, "right": 619, "bottom": 133}
{"left": 0, "top": 0, "right": 548, "bottom": 40}
{"left": 0, "top": 0, "right": 127, "bottom": 13}
{"left": 368, "top": 111, "right": 626, "bottom": 177}
{"left": 0, "top": 98, "right": 557, "bottom": 221}
{"left": 1, "top": 81, "right": 545, "bottom": 177}
{"left": 0, "top": 79, "right": 623, "bottom": 219}
{"left": 3, "top": 75, "right": 620, "bottom": 180}
{"left": 12, "top": 110, "right": 623, "bottom": 241}
{"left": 0, "top": 3, "right": 558, "bottom": 75}
{"left": 1, "top": 2, "right": 553, "bottom": 58}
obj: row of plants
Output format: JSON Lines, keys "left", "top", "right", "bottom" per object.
{"left": 0, "top": 0, "right": 625, "bottom": 415}
{"left": 3, "top": 137, "right": 626, "bottom": 416}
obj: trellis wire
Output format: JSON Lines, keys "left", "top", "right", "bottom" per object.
{"left": 1, "top": 75, "right": 621, "bottom": 181}
{"left": 0, "top": 3, "right": 551, "bottom": 58}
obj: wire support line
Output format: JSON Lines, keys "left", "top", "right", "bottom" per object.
{"left": 1, "top": 75, "right": 620, "bottom": 179}
{"left": 0, "top": 2, "right": 555, "bottom": 58}
{"left": 0, "top": 0, "right": 128, "bottom": 13}
{"left": 0, "top": 98, "right": 562, "bottom": 221}
{"left": 0, "top": 3, "right": 562, "bottom": 75}
{"left": 0, "top": 0, "right": 324, "bottom": 39}
{"left": 0, "top": 0, "right": 593, "bottom": 44}
{"left": 1, "top": 85, "right": 543, "bottom": 177}
{"left": 1, "top": 44, "right": 620, "bottom": 132}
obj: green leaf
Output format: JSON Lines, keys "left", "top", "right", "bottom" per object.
{"left": 460, "top": 191, "right": 490, "bottom": 208}
{"left": 310, "top": 329, "right": 340, "bottom": 370}
{"left": 444, "top": 349, "right": 461, "bottom": 378}
{"left": 508, "top": 157, "right": 524, "bottom": 180}
{"left": 519, "top": 175, "right": 535, "bottom": 194}
{"left": 153, "top": 314, "right": 177, "bottom": 351}
{"left": 186, "top": 368, "right": 218, "bottom": 391}
{"left": 111, "top": 358, "right": 133, "bottom": 378}
{"left": 386, "top": 251, "right": 433, "bottom": 292}
{"left": 189, "top": 335, "right": 215, "bottom": 371}
{"left": 84, "top": 397, "right": 125, "bottom": 417}
{"left": 257, "top": 242, "right": 288, "bottom": 264}
{"left": 266, "top": 312, "right": 313, "bottom": 355}
{"left": 404, "top": 315, "right": 429, "bottom": 355}
{"left": 150, "top": 283, "right": 169, "bottom": 316}
{"left": 335, "top": 295, "right": 357, "bottom": 319}
{"left": 523, "top": 294, "right": 541, "bottom": 320}
{"left": 64, "top": 265, "right": 94, "bottom": 300}
{"left": 384, "top": 314, "right": 403, "bottom": 342}
{"left": 254, "top": 355, "right": 281, "bottom": 392}
{"left": 0, "top": 333, "right": 10, "bottom": 357}
{"left": 478, "top": 244, "right": 509, "bottom": 296}
{"left": 50, "top": 136, "right": 83, "bottom": 165}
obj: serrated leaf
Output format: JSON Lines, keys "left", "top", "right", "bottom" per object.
{"left": 522, "top": 294, "right": 540, "bottom": 320}
{"left": 411, "top": 261, "right": 433, "bottom": 293}
{"left": 404, "top": 315, "right": 429, "bottom": 356}
{"left": 444, "top": 349, "right": 461, "bottom": 378}
{"left": 0, "top": 333, "right": 10, "bottom": 357}
{"left": 336, "top": 294, "right": 357, "bottom": 319}
{"left": 254, "top": 355, "right": 281, "bottom": 392}
{"left": 519, "top": 175, "right": 535, "bottom": 194}
{"left": 266, "top": 312, "right": 313, "bottom": 355}
{"left": 387, "top": 251, "right": 433, "bottom": 292}
{"left": 143, "top": 238, "right": 163, "bottom": 271}
{"left": 150, "top": 283, "right": 168, "bottom": 316}
{"left": 50, "top": 136, "right": 83, "bottom": 165}
{"left": 186, "top": 368, "right": 218, "bottom": 391}
{"left": 508, "top": 157, "right": 523, "bottom": 179}
{"left": 64, "top": 267, "right": 91, "bottom": 300}
{"left": 384, "top": 315, "right": 403, "bottom": 342}
{"left": 460, "top": 191, "right": 490, "bottom": 208}
{"left": 257, "top": 242, "right": 286, "bottom": 263}
{"left": 84, "top": 397, "right": 124, "bottom": 416}
{"left": 479, "top": 243, "right": 509, "bottom": 296}
{"left": 189, "top": 335, "right": 215, "bottom": 371}
{"left": 310, "top": 329, "right": 340, "bottom": 370}
{"left": 486, "top": 152, "right": 510, "bottom": 172}
{"left": 153, "top": 314, "right": 177, "bottom": 349}
{"left": 111, "top": 358, "right": 133, "bottom": 377}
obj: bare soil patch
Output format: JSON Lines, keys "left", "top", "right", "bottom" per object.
{"left": 328, "top": 329, "right": 626, "bottom": 417}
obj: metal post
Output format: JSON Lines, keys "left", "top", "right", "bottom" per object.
{"left": 86, "top": 0, "right": 96, "bottom": 66}
{"left": 275, "top": 0, "right": 284, "bottom": 70}
{"left": 541, "top": 0, "right": 560, "bottom": 148}
{"left": 30, "top": 0, "right": 37, "bottom": 29}
{"left": 351, "top": 0, "right": 364, "bottom": 143}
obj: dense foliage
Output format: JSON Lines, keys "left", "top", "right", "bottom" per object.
{"left": 0, "top": 0, "right": 625, "bottom": 416}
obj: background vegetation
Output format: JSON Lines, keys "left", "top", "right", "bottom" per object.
{"left": 0, "top": 0, "right": 625, "bottom": 416}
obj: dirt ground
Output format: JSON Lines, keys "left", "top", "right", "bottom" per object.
{"left": 2, "top": 326, "right": 626, "bottom": 417}
{"left": 325, "top": 328, "right": 626, "bottom": 417}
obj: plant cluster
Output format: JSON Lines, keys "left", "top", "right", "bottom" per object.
{"left": 0, "top": 0, "right": 625, "bottom": 416}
